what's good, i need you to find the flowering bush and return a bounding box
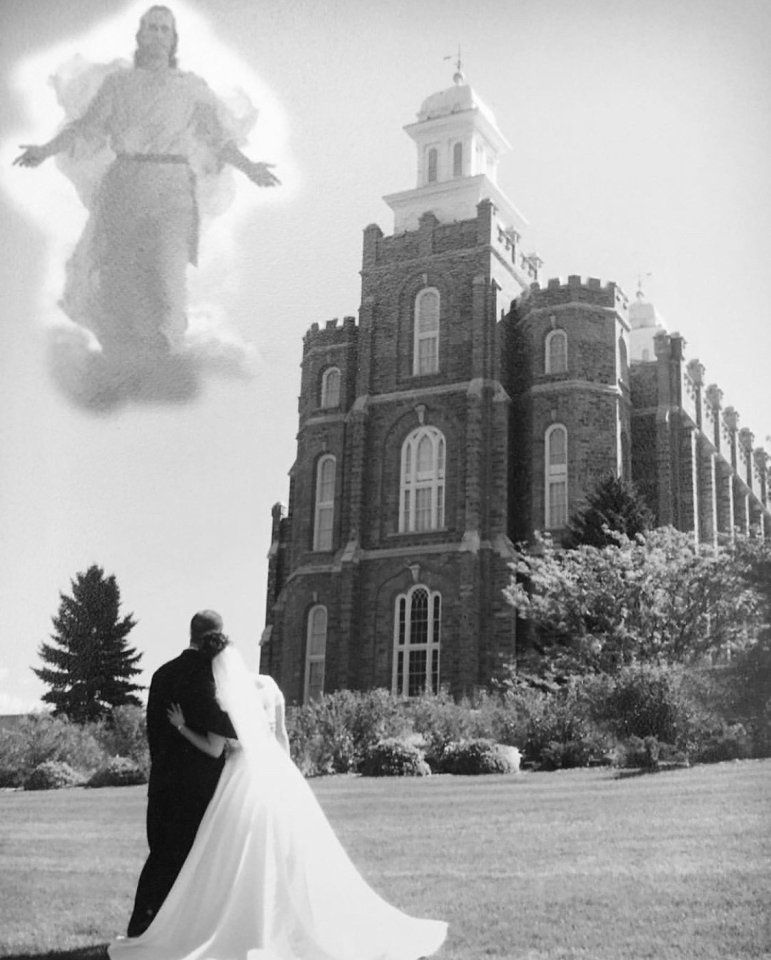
[287,689,408,776]
[87,755,147,787]
[92,706,149,775]
[23,760,84,791]
[360,738,430,777]
[439,739,520,775]
[690,723,752,765]
[0,713,104,787]
[402,691,474,769]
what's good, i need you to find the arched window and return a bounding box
[320,366,341,408]
[304,605,327,703]
[452,142,463,178]
[414,288,440,375]
[427,147,438,183]
[545,329,568,374]
[545,425,568,528]
[400,427,446,533]
[393,586,441,696]
[313,455,336,551]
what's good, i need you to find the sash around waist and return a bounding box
[117,153,189,164]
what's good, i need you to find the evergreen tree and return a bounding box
[565,474,654,548]
[34,565,143,723]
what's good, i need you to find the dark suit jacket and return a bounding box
[146,648,236,805]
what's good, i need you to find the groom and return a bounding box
[127,610,236,937]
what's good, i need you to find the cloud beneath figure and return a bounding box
[46,308,260,413]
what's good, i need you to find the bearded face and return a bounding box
[135,6,179,68]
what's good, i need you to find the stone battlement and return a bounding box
[528,275,629,312]
[304,315,358,352]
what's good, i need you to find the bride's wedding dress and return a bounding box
[109,647,447,960]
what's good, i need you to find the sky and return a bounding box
[1,0,770,713]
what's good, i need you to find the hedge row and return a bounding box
[285,663,770,776]
[3,662,767,788]
[0,705,149,789]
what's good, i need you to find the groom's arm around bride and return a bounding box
[126,610,236,937]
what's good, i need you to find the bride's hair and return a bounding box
[199,632,230,660]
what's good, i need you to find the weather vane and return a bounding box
[444,45,464,84]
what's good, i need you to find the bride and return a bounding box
[109,632,447,960]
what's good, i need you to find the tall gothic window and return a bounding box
[427,147,438,183]
[399,427,446,533]
[413,288,440,375]
[313,455,336,551]
[545,425,568,528]
[452,142,463,178]
[393,586,441,697]
[304,605,327,703]
[545,329,568,374]
[320,366,341,408]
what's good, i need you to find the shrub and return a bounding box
[612,735,688,770]
[615,735,663,769]
[360,738,430,777]
[588,664,698,747]
[287,691,359,775]
[469,689,531,750]
[403,690,474,769]
[539,736,611,771]
[87,756,147,787]
[349,688,409,756]
[24,760,84,791]
[92,706,149,775]
[691,723,752,765]
[439,738,520,775]
[287,689,409,776]
[286,704,329,777]
[519,681,607,768]
[0,713,106,787]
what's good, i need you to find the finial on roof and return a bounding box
[444,45,465,85]
[636,271,652,299]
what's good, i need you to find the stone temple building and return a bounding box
[262,71,770,704]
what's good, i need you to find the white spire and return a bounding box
[383,66,526,235]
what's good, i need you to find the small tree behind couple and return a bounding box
[111,609,447,960]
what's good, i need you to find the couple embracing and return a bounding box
[111,610,447,960]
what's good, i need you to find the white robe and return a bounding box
[52,61,253,354]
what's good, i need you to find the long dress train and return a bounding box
[109,647,447,960]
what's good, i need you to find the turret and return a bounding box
[382,67,528,239]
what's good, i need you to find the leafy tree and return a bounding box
[34,565,143,723]
[565,474,654,549]
[505,527,758,675]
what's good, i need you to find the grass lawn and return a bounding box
[0,760,769,960]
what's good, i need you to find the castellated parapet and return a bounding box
[303,315,358,353]
[526,275,630,315]
[299,316,359,423]
[363,200,537,299]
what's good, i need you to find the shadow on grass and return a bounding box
[1,946,109,960]
[614,761,691,779]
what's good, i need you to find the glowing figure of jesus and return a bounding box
[13,5,279,364]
